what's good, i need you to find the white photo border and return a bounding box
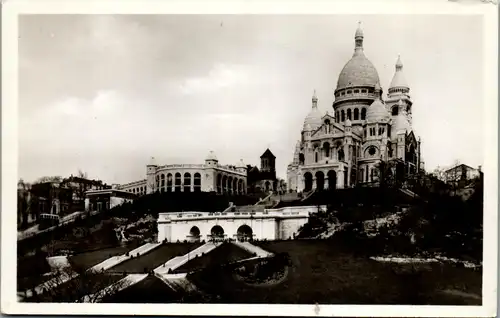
[2,0,498,317]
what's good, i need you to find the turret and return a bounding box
[146,156,157,194]
[205,151,218,167]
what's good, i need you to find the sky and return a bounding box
[18,14,485,184]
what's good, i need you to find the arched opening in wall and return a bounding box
[175,173,181,192]
[344,168,348,187]
[392,106,399,116]
[338,148,345,162]
[361,108,367,120]
[299,153,305,165]
[184,173,191,192]
[222,175,228,194]
[210,225,225,241]
[228,176,233,195]
[350,169,357,186]
[265,181,271,192]
[304,172,313,192]
[359,168,364,183]
[315,171,325,191]
[194,173,201,192]
[189,226,201,242]
[216,174,222,194]
[236,225,253,242]
[336,111,339,122]
[233,178,238,195]
[347,109,352,120]
[161,174,165,192]
[341,110,345,122]
[238,179,245,194]
[167,174,173,192]
[315,152,319,163]
[327,170,336,190]
[156,175,160,192]
[323,142,330,158]
[354,108,359,120]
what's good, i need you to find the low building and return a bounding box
[444,164,482,184]
[84,189,137,212]
[118,152,248,196]
[157,205,323,242]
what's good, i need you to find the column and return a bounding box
[337,170,344,189]
[324,177,329,190]
[312,177,317,190]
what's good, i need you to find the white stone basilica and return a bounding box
[287,24,422,192]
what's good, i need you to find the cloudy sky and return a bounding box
[18,14,484,184]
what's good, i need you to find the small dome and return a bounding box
[393,113,411,136]
[148,156,157,166]
[389,55,409,89]
[236,159,246,168]
[303,109,322,131]
[366,99,390,123]
[206,151,218,161]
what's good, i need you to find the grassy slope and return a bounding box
[186,240,481,305]
[100,276,179,303]
[109,243,202,274]
[174,243,254,274]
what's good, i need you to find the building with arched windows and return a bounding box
[118,151,247,195]
[287,24,423,192]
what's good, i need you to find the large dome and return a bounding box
[336,24,380,90]
[337,53,380,90]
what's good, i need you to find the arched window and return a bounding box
[392,106,399,116]
[354,108,359,120]
[167,174,173,192]
[364,129,367,138]
[175,173,181,192]
[160,174,165,191]
[299,153,305,165]
[315,152,319,163]
[341,110,345,122]
[194,173,201,192]
[347,109,352,120]
[156,175,159,190]
[336,112,339,122]
[184,173,191,192]
[338,148,345,161]
[361,108,367,120]
[323,142,330,158]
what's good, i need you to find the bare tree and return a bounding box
[17,179,32,229]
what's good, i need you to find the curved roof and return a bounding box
[303,107,322,131]
[393,113,411,135]
[366,99,390,123]
[206,151,218,161]
[337,53,380,90]
[389,56,409,89]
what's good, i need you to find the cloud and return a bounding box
[178,63,251,95]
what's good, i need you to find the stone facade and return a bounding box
[157,205,324,242]
[119,151,247,196]
[287,24,422,192]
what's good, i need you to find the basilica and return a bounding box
[287,24,423,192]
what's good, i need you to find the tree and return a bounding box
[18,179,32,229]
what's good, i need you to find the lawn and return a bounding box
[69,242,141,270]
[109,243,202,274]
[185,240,482,305]
[100,276,180,303]
[174,242,254,274]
